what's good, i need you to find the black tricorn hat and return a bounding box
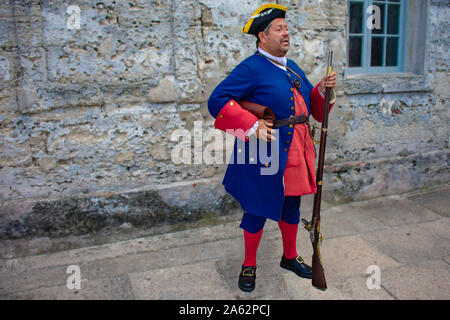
[241,4,287,35]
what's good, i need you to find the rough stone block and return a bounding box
[0,51,14,82]
[408,187,450,217]
[361,222,450,265]
[381,259,450,300]
[347,197,442,227]
[0,18,15,48]
[14,15,43,47]
[12,1,42,17]
[0,85,18,114]
[319,205,386,239]
[129,261,234,299]
[17,46,46,82]
[318,235,401,284]
[1,275,134,300]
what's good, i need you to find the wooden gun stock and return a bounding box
[239,100,275,122]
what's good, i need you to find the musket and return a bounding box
[301,51,334,291]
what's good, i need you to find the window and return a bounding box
[347,0,407,74]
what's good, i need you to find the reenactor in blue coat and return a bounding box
[208,4,336,292]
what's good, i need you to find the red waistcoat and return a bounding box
[283,88,317,196]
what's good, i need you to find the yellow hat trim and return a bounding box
[241,3,287,34]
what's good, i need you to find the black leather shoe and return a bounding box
[238,265,256,292]
[280,255,312,279]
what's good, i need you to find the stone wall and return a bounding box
[0,0,448,239]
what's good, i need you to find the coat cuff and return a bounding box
[310,83,336,123]
[214,100,259,141]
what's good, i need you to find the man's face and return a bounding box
[259,18,290,57]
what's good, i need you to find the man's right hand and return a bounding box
[256,119,276,142]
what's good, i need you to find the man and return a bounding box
[208,4,336,292]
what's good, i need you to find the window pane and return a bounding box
[372,2,385,34]
[350,2,363,34]
[371,37,384,66]
[387,4,400,34]
[386,37,399,66]
[349,36,363,67]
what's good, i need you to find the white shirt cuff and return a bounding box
[246,120,259,138]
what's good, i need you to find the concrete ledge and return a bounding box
[0,178,239,239]
[324,149,450,203]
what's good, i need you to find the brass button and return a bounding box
[230,101,234,106]
[250,157,254,162]
[291,107,295,110]
[219,114,224,118]
[289,124,293,128]
[288,131,292,135]
[284,148,288,152]
[290,115,294,118]
[265,163,269,167]
[290,97,294,101]
[238,148,242,153]
[290,88,294,92]
[287,73,291,77]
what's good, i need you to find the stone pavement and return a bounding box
[0,184,449,300]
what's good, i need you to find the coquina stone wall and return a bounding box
[0,0,448,239]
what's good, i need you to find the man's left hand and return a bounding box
[319,72,336,95]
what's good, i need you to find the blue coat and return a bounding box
[208,52,319,221]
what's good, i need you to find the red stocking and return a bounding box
[278,220,298,260]
[243,229,263,267]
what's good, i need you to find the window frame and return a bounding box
[346,0,408,75]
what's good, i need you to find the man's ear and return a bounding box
[258,31,266,44]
